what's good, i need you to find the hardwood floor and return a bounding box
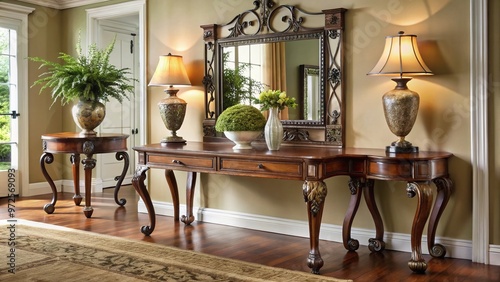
[2,185,499,281]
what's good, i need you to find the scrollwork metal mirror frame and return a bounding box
[201,0,346,147]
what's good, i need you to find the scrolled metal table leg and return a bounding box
[40,152,57,214]
[113,151,130,206]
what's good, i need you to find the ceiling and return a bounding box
[17,0,110,9]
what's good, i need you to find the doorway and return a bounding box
[86,1,147,190]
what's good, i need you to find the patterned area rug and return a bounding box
[0,220,352,281]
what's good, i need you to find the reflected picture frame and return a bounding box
[300,65,320,121]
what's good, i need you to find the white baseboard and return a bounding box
[28,178,109,196]
[489,245,500,265]
[27,180,63,196]
[138,200,473,261]
[62,178,103,193]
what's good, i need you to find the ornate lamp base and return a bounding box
[383,78,420,154]
[158,87,187,144]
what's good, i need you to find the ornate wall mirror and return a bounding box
[201,0,346,146]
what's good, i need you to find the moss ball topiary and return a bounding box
[215,104,266,132]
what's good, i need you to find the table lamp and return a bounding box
[149,53,191,143]
[368,31,433,153]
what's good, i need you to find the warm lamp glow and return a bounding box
[149,53,191,144]
[149,53,191,86]
[368,31,432,77]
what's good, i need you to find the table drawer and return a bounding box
[219,158,303,179]
[147,154,216,171]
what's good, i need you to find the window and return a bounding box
[0,27,16,169]
[222,44,264,109]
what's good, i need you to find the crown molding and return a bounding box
[17,0,109,10]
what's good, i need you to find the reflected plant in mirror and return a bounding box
[222,50,265,110]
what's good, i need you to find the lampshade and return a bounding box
[368,31,432,77]
[149,53,191,86]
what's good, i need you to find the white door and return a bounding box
[97,22,140,188]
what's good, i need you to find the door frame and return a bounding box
[0,3,34,197]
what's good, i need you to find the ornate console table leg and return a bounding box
[406,182,433,273]
[82,155,96,218]
[165,169,180,221]
[428,177,453,258]
[132,165,155,235]
[364,179,385,252]
[342,178,362,251]
[181,171,197,225]
[70,154,82,206]
[113,151,130,206]
[303,180,327,274]
[40,152,57,214]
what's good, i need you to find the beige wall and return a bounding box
[16,0,499,245]
[149,0,474,240]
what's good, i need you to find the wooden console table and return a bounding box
[40,132,129,218]
[131,142,453,274]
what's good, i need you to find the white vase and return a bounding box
[264,107,283,150]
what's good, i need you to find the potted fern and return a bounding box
[215,104,266,150]
[30,37,136,135]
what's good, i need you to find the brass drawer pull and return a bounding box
[257,164,264,169]
[172,160,184,165]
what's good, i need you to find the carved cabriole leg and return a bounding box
[406,181,433,273]
[181,171,197,225]
[82,155,96,218]
[40,152,57,214]
[364,179,385,252]
[132,165,155,235]
[342,177,362,251]
[70,154,82,206]
[428,177,453,257]
[165,169,180,221]
[303,180,327,274]
[113,151,130,206]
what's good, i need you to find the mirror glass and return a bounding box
[221,38,321,122]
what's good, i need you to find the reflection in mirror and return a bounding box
[222,46,265,109]
[222,39,319,123]
[300,65,320,120]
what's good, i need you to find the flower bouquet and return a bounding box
[254,89,298,111]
